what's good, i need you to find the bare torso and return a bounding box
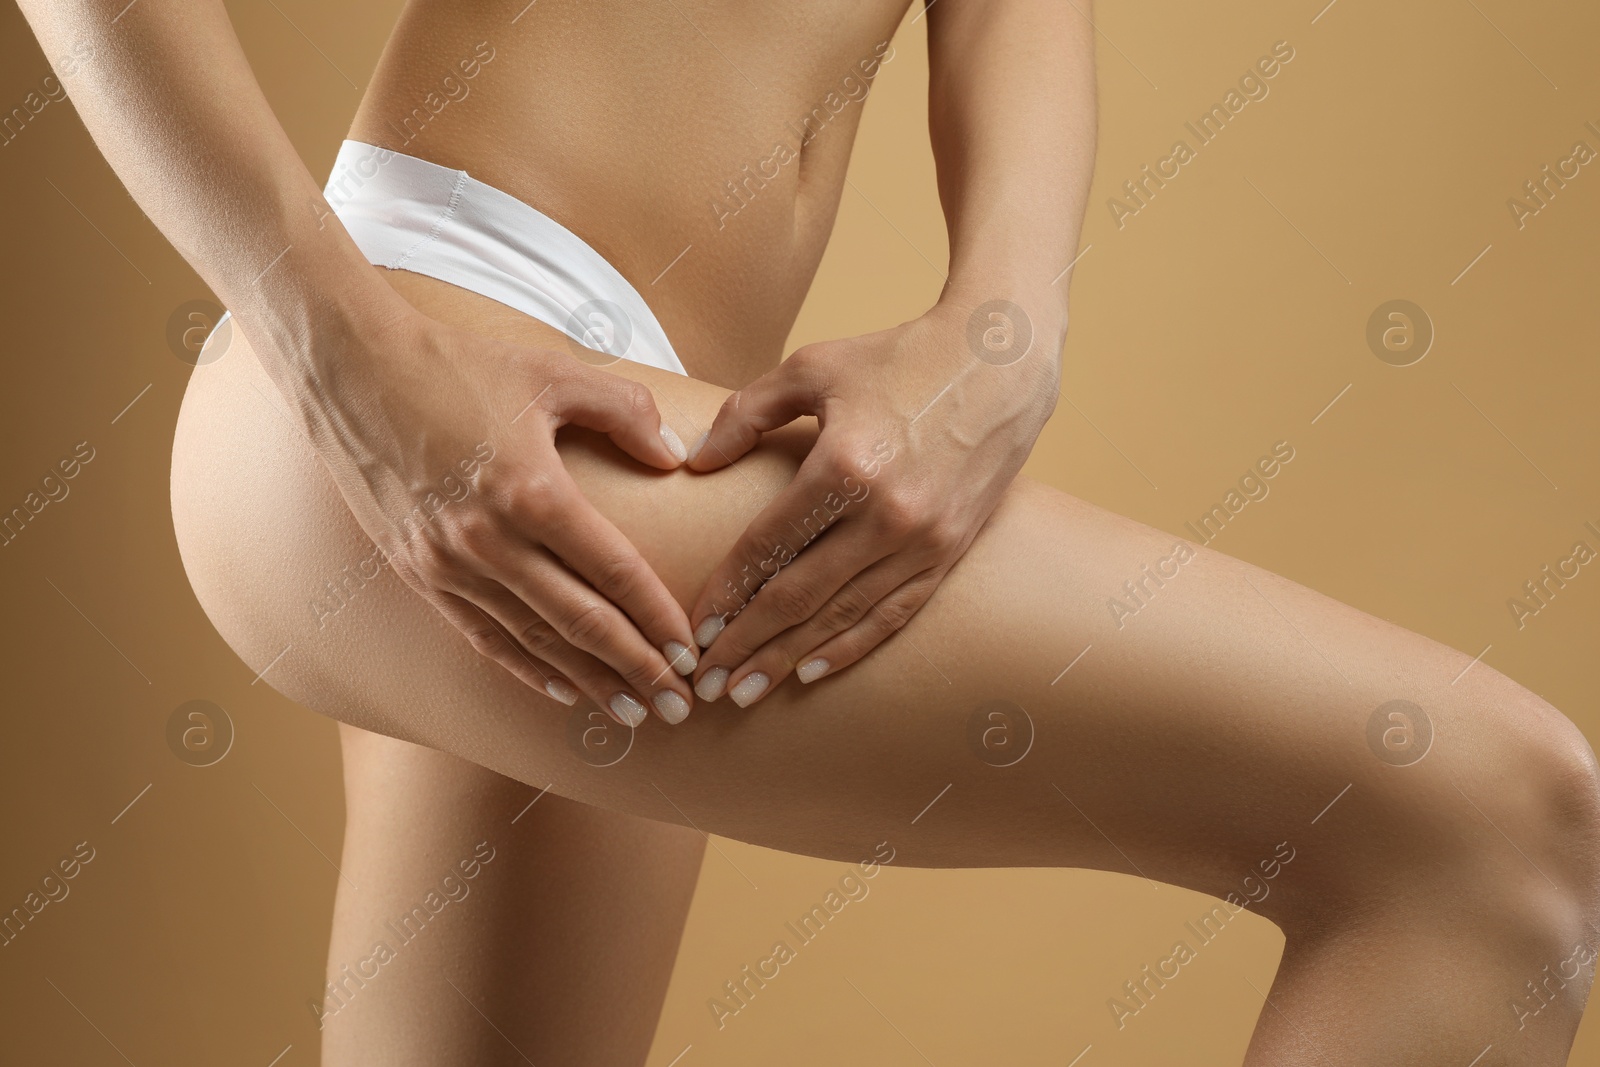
[350,0,914,386]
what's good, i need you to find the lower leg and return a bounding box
[320,726,705,1066]
[1252,896,1597,1066]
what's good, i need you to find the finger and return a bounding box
[713,556,917,708]
[479,516,695,722]
[691,527,892,701]
[438,566,688,726]
[545,362,687,470]
[512,465,698,678]
[499,560,696,725]
[686,353,826,472]
[443,572,691,727]
[686,451,880,650]
[427,587,581,708]
[775,568,946,690]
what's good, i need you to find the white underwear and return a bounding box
[320,140,685,375]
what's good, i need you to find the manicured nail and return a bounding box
[659,422,688,463]
[695,667,729,702]
[796,658,830,684]
[729,672,770,708]
[664,641,698,676]
[686,430,709,462]
[608,692,647,728]
[694,615,725,648]
[546,678,580,705]
[653,690,691,725]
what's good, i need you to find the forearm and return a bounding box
[925,0,1097,328]
[16,0,396,423]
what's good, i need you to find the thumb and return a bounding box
[687,353,826,472]
[547,364,685,470]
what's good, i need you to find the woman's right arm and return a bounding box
[16,0,700,724]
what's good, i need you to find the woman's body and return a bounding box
[176,267,1600,1064]
[20,1,1600,1065]
[312,2,1055,1056]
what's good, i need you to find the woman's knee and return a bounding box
[1496,698,1600,920]
[1454,690,1600,907]
[1279,680,1600,945]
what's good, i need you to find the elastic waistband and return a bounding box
[324,140,685,376]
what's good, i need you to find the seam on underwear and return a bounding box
[390,170,470,270]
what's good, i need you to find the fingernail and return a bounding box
[694,615,725,648]
[608,692,648,728]
[729,672,770,708]
[664,641,698,676]
[796,658,830,684]
[546,678,580,706]
[659,422,688,463]
[695,667,729,702]
[686,430,709,462]
[653,690,691,724]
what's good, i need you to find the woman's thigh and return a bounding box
[171,277,1598,932]
[321,725,704,1066]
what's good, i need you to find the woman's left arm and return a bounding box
[685,0,1097,704]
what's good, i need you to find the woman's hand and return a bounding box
[303,301,699,726]
[16,0,699,727]
[682,297,1062,705]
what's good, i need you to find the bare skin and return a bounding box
[175,269,1600,1066]
[313,3,1093,1057]
[314,1,1091,1057]
[22,0,1092,1059]
[325,728,703,1063]
[350,0,1094,705]
[20,0,1600,1063]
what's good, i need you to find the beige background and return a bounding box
[3,0,1599,1063]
